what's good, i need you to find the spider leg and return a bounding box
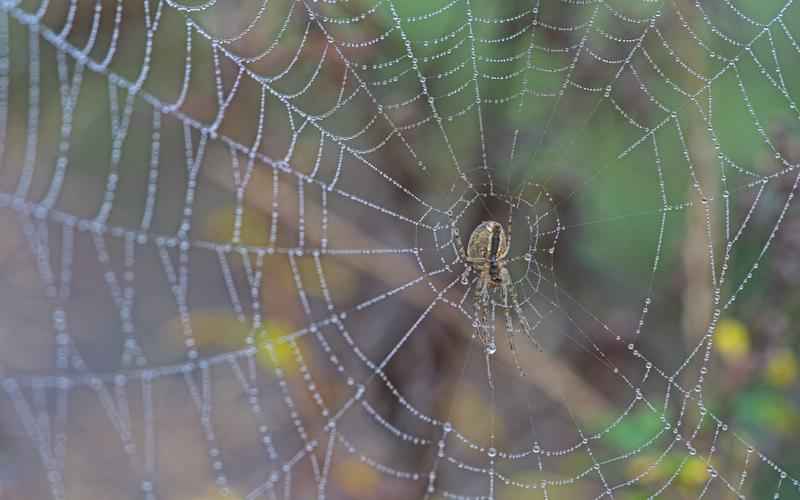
[451,226,468,263]
[474,269,497,349]
[501,278,526,377]
[472,274,490,346]
[502,267,543,352]
[480,279,493,349]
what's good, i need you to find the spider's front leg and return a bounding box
[472,270,492,347]
[451,226,469,264]
[501,267,543,353]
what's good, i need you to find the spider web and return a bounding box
[1,0,799,498]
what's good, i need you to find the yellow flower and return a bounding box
[255,321,303,376]
[625,453,668,484]
[714,318,750,364]
[765,349,798,388]
[162,310,305,376]
[678,456,710,488]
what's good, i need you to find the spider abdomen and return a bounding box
[466,221,509,261]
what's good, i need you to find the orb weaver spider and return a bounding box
[453,220,542,376]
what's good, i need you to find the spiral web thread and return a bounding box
[1,0,800,498]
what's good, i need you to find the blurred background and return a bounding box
[1,0,800,498]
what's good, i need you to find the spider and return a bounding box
[453,220,542,376]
